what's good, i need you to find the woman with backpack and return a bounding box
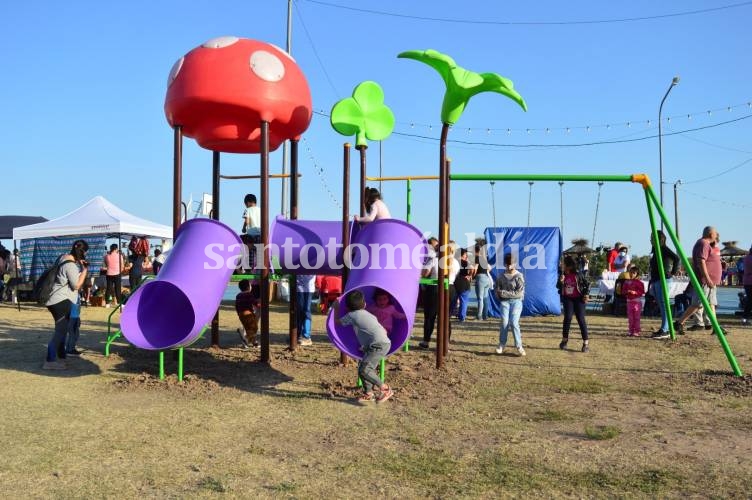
[43,239,89,370]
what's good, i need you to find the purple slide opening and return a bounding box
[270,216,358,275]
[326,219,426,359]
[121,218,241,350]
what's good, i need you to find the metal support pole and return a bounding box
[558,181,564,237]
[280,0,293,218]
[436,124,449,369]
[443,158,452,358]
[178,347,184,381]
[289,140,299,350]
[358,145,367,217]
[406,178,412,224]
[211,151,221,347]
[341,144,351,366]
[490,181,497,229]
[260,121,271,364]
[404,177,412,354]
[643,188,675,339]
[673,180,682,242]
[645,185,742,376]
[451,173,635,183]
[172,126,183,239]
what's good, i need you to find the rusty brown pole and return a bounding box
[437,124,449,369]
[172,126,183,239]
[260,121,271,364]
[443,158,452,358]
[211,150,221,347]
[289,139,299,351]
[340,143,352,366]
[357,145,367,217]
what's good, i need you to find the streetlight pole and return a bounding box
[673,179,682,242]
[658,76,680,228]
[280,0,293,217]
[490,181,497,229]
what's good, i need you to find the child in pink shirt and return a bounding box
[366,288,406,336]
[621,265,646,336]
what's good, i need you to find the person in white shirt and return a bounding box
[242,194,261,237]
[419,237,439,348]
[242,194,261,270]
[355,187,391,223]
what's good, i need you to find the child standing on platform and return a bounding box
[367,288,407,337]
[557,255,591,353]
[622,265,646,336]
[235,279,260,348]
[332,291,394,404]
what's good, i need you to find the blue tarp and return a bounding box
[20,236,105,281]
[484,227,562,317]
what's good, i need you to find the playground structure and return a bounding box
[112,37,742,380]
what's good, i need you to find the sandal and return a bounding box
[376,386,394,404]
[357,392,375,404]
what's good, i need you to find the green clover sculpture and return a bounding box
[397,49,527,125]
[330,81,395,147]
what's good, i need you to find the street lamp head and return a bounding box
[672,76,680,85]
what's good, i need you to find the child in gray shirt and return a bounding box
[333,290,394,404]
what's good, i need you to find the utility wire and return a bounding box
[293,1,341,99]
[678,188,752,209]
[680,157,752,185]
[302,0,752,26]
[673,132,752,154]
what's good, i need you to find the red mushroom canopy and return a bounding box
[164,36,312,154]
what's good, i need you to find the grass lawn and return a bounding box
[1,301,751,498]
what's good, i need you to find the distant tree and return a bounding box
[588,252,606,278]
[631,255,650,275]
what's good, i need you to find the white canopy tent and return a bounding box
[12,196,173,240]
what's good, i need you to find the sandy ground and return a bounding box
[0,300,751,498]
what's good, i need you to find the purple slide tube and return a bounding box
[326,219,426,359]
[270,216,358,275]
[121,218,241,350]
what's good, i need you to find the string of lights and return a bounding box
[314,101,752,137]
[301,0,752,26]
[312,110,751,149]
[301,136,341,210]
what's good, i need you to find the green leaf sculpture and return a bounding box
[397,49,527,125]
[330,81,395,147]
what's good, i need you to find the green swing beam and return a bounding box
[449,172,742,377]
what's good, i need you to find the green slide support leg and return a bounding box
[159,351,165,380]
[646,186,743,377]
[643,189,675,339]
[105,330,122,357]
[178,348,184,381]
[380,358,385,383]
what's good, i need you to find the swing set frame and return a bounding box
[449,172,742,377]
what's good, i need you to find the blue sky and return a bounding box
[2,1,750,256]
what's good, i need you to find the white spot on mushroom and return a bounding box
[202,36,239,49]
[167,57,184,88]
[268,43,296,63]
[250,50,285,82]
